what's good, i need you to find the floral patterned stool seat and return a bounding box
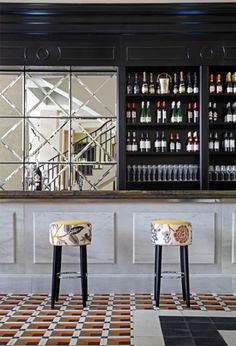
[151,220,192,308]
[49,220,92,309]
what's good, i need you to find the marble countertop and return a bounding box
[0,190,235,201]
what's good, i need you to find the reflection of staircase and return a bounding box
[40,120,116,190]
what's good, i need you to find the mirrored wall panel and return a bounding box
[0,69,117,191]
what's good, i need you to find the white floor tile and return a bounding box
[133,310,162,336]
[134,336,165,346]
[219,330,236,346]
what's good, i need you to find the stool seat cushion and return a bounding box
[151,220,192,246]
[49,220,92,246]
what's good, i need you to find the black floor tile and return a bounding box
[160,316,185,323]
[164,336,196,346]
[190,329,221,338]
[188,323,217,331]
[161,326,191,337]
[184,316,212,323]
[214,322,236,330]
[211,317,236,323]
[160,322,188,329]
[194,337,227,346]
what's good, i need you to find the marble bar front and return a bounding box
[0,190,235,294]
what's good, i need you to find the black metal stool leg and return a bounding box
[80,245,88,308]
[51,246,61,309]
[55,246,62,302]
[180,247,186,301]
[183,246,190,308]
[154,245,162,307]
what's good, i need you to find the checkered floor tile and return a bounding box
[0,293,235,345]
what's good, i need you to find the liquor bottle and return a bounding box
[179,71,186,93]
[162,101,167,123]
[193,102,199,124]
[173,73,178,94]
[187,72,193,94]
[161,131,167,152]
[139,132,146,152]
[33,163,42,191]
[170,101,177,123]
[131,131,138,152]
[141,72,149,94]
[126,73,133,94]
[213,103,218,122]
[223,132,230,152]
[156,101,162,123]
[154,131,161,152]
[216,74,223,94]
[126,131,132,151]
[213,132,220,152]
[146,101,152,123]
[131,103,137,123]
[233,72,236,94]
[140,101,145,123]
[133,73,140,94]
[169,132,175,152]
[208,102,213,123]
[186,132,193,152]
[229,132,235,152]
[176,101,183,123]
[175,132,182,152]
[225,102,232,123]
[149,72,155,94]
[233,102,236,122]
[145,132,151,152]
[156,76,161,94]
[126,103,131,123]
[187,103,193,123]
[226,72,233,94]
[193,72,199,94]
[209,74,215,94]
[209,132,214,152]
[193,131,199,152]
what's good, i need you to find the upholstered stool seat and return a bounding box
[49,220,92,309]
[151,220,192,307]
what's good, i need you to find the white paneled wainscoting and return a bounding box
[0,199,235,293]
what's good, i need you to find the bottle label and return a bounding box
[230,139,235,151]
[194,110,199,123]
[145,141,151,151]
[126,144,131,151]
[126,111,131,120]
[131,111,136,121]
[187,143,192,152]
[214,142,219,151]
[216,85,223,93]
[209,142,213,150]
[157,110,162,123]
[209,85,215,93]
[170,142,175,151]
[176,142,181,151]
[132,144,138,152]
[193,143,199,152]
[225,139,229,151]
[227,86,233,94]
[140,141,145,151]
[193,87,199,94]
[162,110,167,122]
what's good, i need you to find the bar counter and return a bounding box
[0,190,235,294]
[0,190,235,201]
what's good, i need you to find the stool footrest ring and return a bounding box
[160,271,184,279]
[58,271,81,279]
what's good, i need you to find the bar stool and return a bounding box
[151,220,192,308]
[49,220,92,309]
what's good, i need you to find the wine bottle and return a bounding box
[232,102,236,122]
[146,101,152,123]
[145,132,151,152]
[193,72,199,93]
[216,74,223,94]
[139,132,145,152]
[149,72,155,94]
[186,131,193,152]
[154,131,161,153]
[209,132,214,152]
[226,72,233,94]
[126,73,133,94]
[233,72,236,94]
[193,102,199,124]
[156,76,161,94]
[209,74,215,94]
[161,131,167,152]
[173,73,178,94]
[156,101,162,123]
[176,101,182,123]
[213,132,220,152]
[208,102,213,123]
[193,131,199,152]
[187,72,193,94]
[131,131,138,152]
[229,132,235,152]
[187,103,193,123]
[169,132,175,152]
[213,103,218,122]
[162,101,167,123]
[223,132,230,152]
[126,103,131,123]
[225,102,232,123]
[141,72,149,94]
[140,101,145,123]
[179,71,186,93]
[131,103,137,123]
[175,132,182,152]
[170,101,177,123]
[133,73,140,94]
[126,131,132,151]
